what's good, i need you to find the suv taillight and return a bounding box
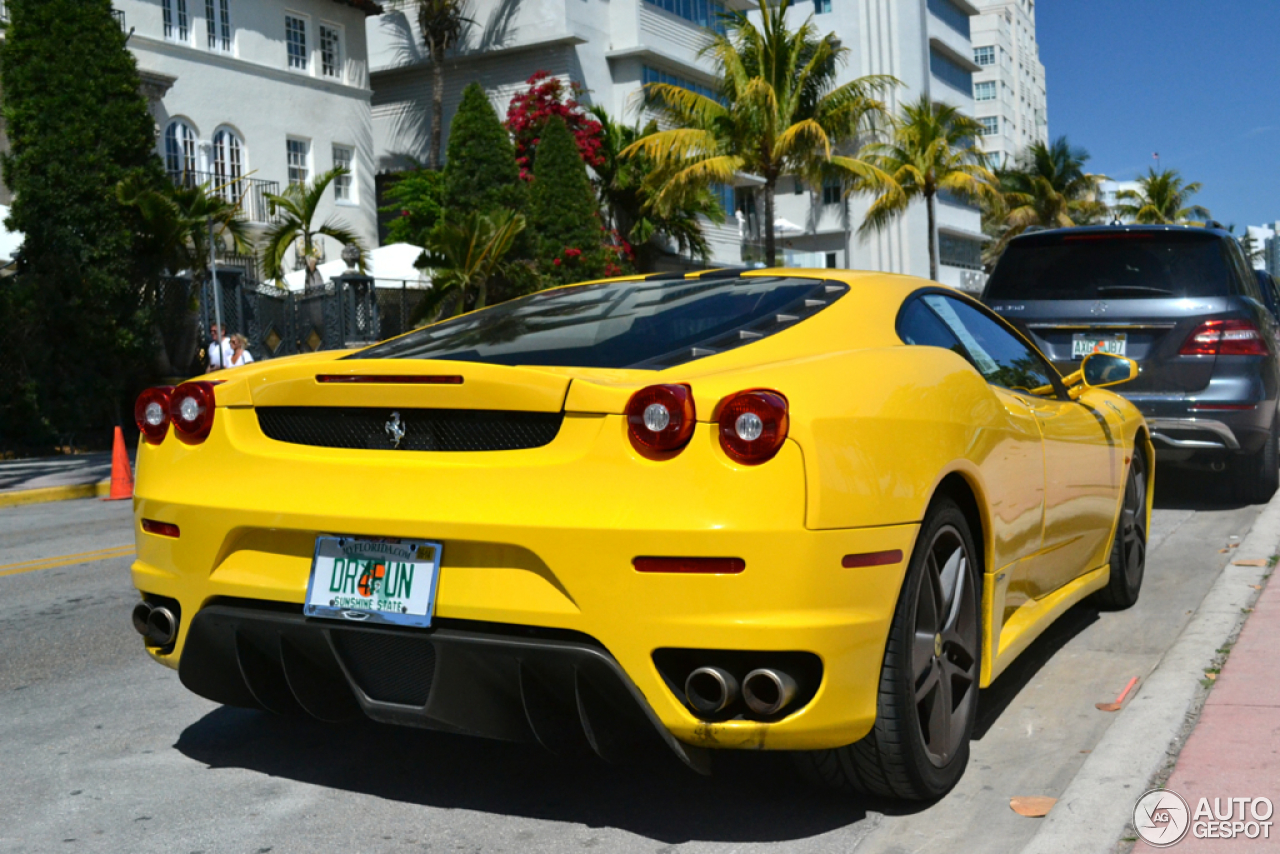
[1179,319,1270,357]
[169,381,217,444]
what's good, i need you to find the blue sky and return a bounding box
[1038,1,1278,228]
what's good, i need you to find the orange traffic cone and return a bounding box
[103,426,134,501]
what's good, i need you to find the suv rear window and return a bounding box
[351,275,845,369]
[985,231,1233,300]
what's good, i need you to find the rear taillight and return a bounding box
[1179,319,1270,356]
[717,390,789,464]
[626,384,696,456]
[169,381,217,444]
[134,386,174,444]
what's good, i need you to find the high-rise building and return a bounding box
[369,0,987,290]
[969,0,1047,169]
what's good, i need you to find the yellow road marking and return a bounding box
[0,545,135,578]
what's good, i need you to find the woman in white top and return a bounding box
[227,333,254,367]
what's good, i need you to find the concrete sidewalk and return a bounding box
[0,452,118,507]
[1135,567,1279,852]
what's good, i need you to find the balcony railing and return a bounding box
[112,9,125,30]
[167,170,281,224]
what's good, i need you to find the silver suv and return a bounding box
[982,224,1280,503]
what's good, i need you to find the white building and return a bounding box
[368,0,987,291]
[969,0,1046,169]
[115,0,382,274]
[1095,179,1140,223]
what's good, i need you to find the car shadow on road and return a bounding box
[175,707,922,844]
[1153,464,1252,511]
[973,603,1098,740]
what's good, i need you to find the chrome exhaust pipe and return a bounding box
[131,601,154,636]
[684,666,739,715]
[145,606,178,647]
[1210,459,1227,472]
[742,668,797,716]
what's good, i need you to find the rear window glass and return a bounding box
[985,232,1233,300]
[351,275,845,369]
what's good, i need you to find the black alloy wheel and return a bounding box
[795,497,981,800]
[1094,448,1148,610]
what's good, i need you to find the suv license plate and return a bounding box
[1072,333,1127,359]
[304,536,442,628]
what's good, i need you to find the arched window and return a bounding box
[164,119,199,178]
[212,128,245,199]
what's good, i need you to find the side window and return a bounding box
[897,297,965,351]
[922,295,1060,394]
[1228,242,1262,301]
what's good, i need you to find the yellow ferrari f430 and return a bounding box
[130,269,1152,800]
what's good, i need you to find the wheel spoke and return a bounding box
[913,629,937,680]
[938,546,963,617]
[915,657,941,703]
[942,555,967,634]
[924,664,952,759]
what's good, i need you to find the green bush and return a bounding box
[442,83,526,218]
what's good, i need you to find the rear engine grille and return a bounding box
[256,407,562,451]
[331,630,436,706]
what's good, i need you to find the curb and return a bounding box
[1020,492,1280,854]
[0,481,112,508]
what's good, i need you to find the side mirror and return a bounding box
[1081,353,1138,389]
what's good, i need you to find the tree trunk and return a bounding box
[429,57,444,171]
[926,190,938,281]
[764,178,777,267]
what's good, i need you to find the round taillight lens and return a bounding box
[717,390,789,464]
[626,384,696,456]
[168,381,217,444]
[134,386,174,445]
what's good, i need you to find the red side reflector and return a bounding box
[141,519,180,538]
[633,556,745,574]
[1190,403,1257,411]
[842,550,903,568]
[316,375,464,384]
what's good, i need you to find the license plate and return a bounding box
[1072,333,1127,359]
[304,536,442,628]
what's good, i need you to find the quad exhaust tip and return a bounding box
[684,666,739,715]
[131,601,178,647]
[742,668,797,716]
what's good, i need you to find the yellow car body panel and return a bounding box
[132,268,1152,753]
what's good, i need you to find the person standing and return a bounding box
[206,323,230,373]
[226,333,254,368]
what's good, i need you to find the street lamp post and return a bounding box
[209,215,224,345]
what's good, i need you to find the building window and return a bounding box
[974,81,996,101]
[973,45,995,66]
[793,176,804,195]
[212,128,244,201]
[287,138,310,186]
[825,252,838,269]
[164,119,198,176]
[815,0,831,13]
[712,183,733,216]
[205,0,231,51]
[822,179,842,206]
[163,0,189,42]
[927,0,970,38]
[642,0,727,35]
[286,15,308,71]
[642,65,720,103]
[979,116,999,136]
[319,23,343,79]
[332,144,354,201]
[930,47,972,94]
[939,234,984,270]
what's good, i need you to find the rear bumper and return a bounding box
[180,602,710,770]
[1126,397,1274,456]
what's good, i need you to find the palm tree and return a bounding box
[420,209,526,320]
[387,0,472,170]
[118,174,253,374]
[590,107,724,271]
[261,168,369,286]
[1115,167,1210,224]
[860,95,997,281]
[624,0,895,266]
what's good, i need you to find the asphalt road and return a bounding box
[0,471,1267,854]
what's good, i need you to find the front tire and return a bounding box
[1093,448,1147,611]
[796,497,981,800]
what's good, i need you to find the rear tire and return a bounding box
[795,497,981,801]
[1232,418,1279,505]
[1093,448,1147,611]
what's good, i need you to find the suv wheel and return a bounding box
[1233,418,1279,504]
